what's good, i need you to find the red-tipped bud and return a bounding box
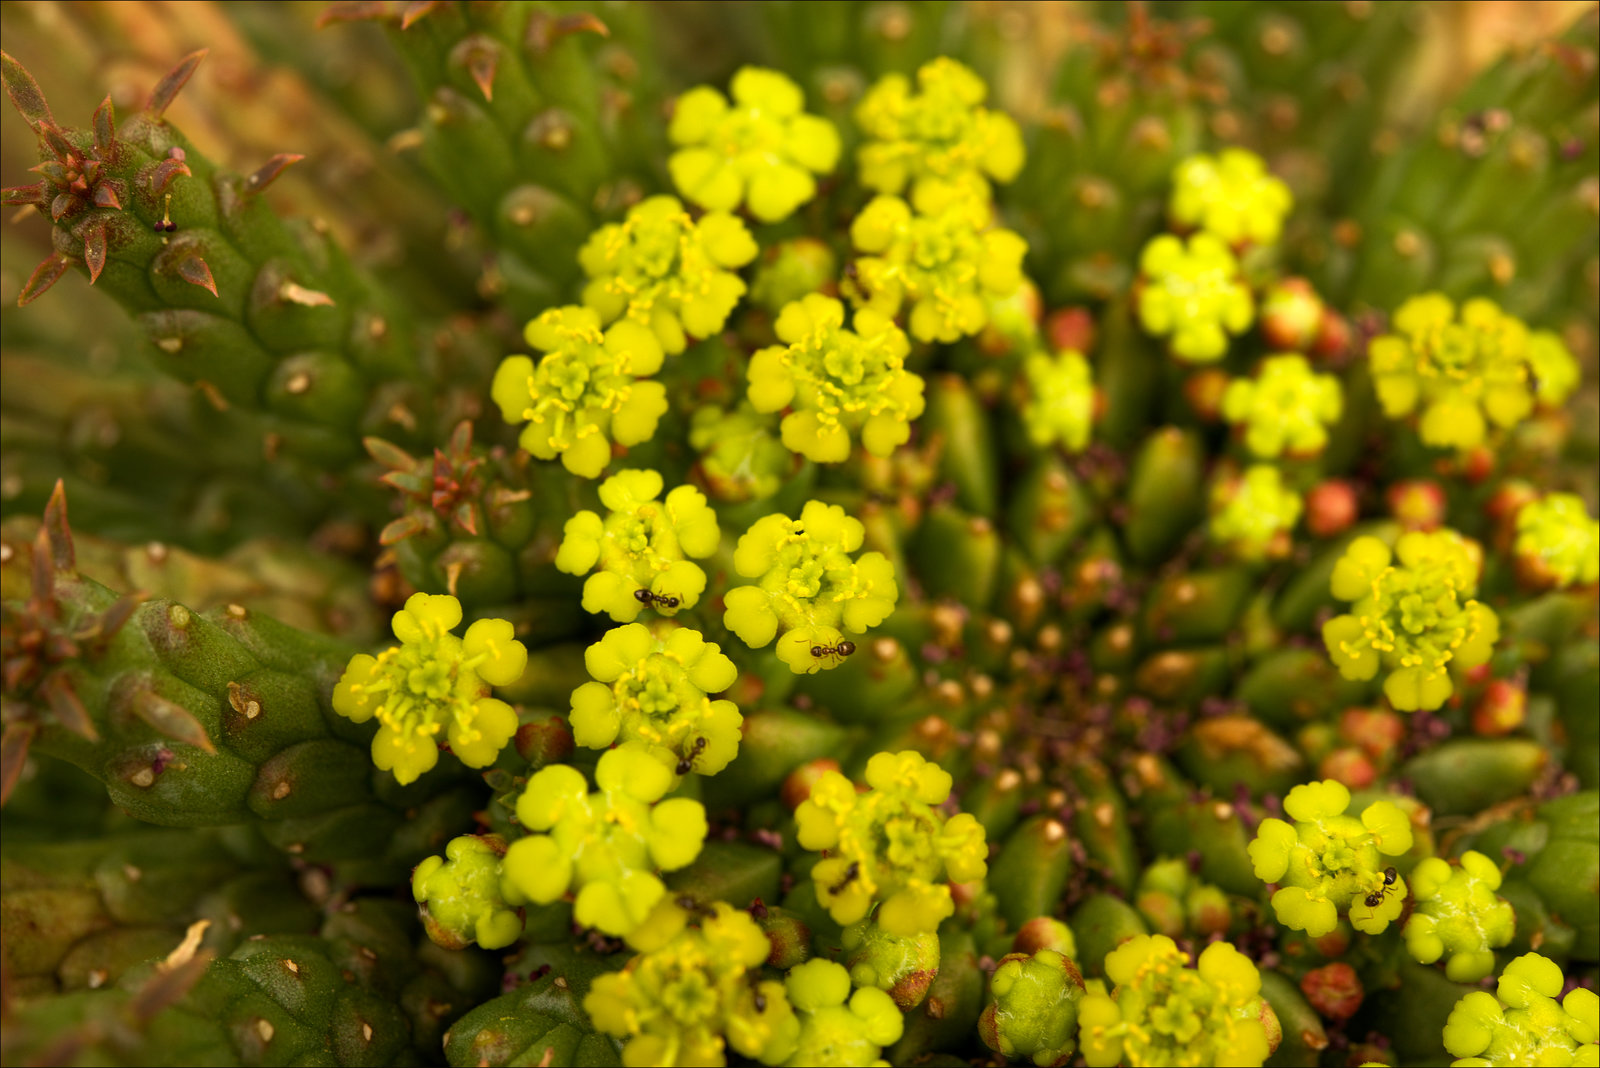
[1306,479,1359,538]
[1387,479,1447,531]
[1458,445,1497,484]
[1260,278,1323,352]
[1473,679,1528,736]
[1183,368,1230,422]
[1046,305,1097,355]
[1312,308,1353,362]
[1318,746,1376,790]
[1300,962,1363,1021]
[1311,926,1351,960]
[781,758,840,810]
[1012,916,1075,956]
[514,714,573,768]
[1338,707,1405,762]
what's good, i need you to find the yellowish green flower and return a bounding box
[1247,780,1413,938]
[1221,354,1344,458]
[1442,953,1598,1067]
[585,899,800,1067]
[980,950,1086,1067]
[1169,149,1293,247]
[1515,493,1599,589]
[1368,294,1536,450]
[579,195,758,354]
[848,183,1028,344]
[500,746,707,937]
[669,66,841,223]
[332,593,526,786]
[1079,936,1274,1068]
[794,750,987,935]
[1321,530,1499,711]
[1403,851,1515,983]
[1211,464,1303,561]
[568,623,741,778]
[1021,349,1094,452]
[491,305,667,478]
[855,57,1024,200]
[1527,329,1581,408]
[781,959,905,1067]
[748,294,923,463]
[723,500,899,674]
[555,468,722,621]
[689,403,795,503]
[411,835,522,951]
[1136,233,1254,363]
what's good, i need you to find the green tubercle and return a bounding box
[1514,493,1599,589]
[579,194,759,354]
[748,294,924,463]
[1442,953,1598,1066]
[555,468,722,621]
[491,305,668,478]
[332,593,526,785]
[585,899,800,1067]
[1169,148,1293,247]
[1247,780,1413,937]
[1221,354,1344,458]
[1078,935,1274,1068]
[412,835,523,950]
[793,750,987,935]
[568,622,742,777]
[1403,850,1515,983]
[1021,349,1095,452]
[669,66,841,223]
[1321,530,1499,711]
[855,57,1024,202]
[849,182,1028,344]
[500,746,708,937]
[1136,233,1254,363]
[722,499,899,674]
[1368,295,1541,450]
[781,959,905,1067]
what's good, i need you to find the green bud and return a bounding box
[978,950,1086,1066]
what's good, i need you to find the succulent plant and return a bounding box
[2,3,1596,1067]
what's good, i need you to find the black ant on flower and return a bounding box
[675,736,707,776]
[633,588,680,609]
[1364,866,1400,909]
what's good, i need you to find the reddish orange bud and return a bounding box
[1319,746,1377,790]
[781,758,840,810]
[1388,479,1447,531]
[1312,308,1353,362]
[1184,369,1230,422]
[1046,306,1096,355]
[1300,962,1364,1021]
[1312,926,1351,960]
[1306,479,1359,538]
[1474,679,1528,736]
[1260,278,1323,351]
[1338,707,1405,762]
[1458,445,1497,484]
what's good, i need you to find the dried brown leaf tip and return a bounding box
[0,484,144,801]
[1,50,208,304]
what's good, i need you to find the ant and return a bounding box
[829,861,860,896]
[753,991,767,1013]
[633,588,680,609]
[675,736,707,776]
[791,634,856,674]
[1363,867,1400,909]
